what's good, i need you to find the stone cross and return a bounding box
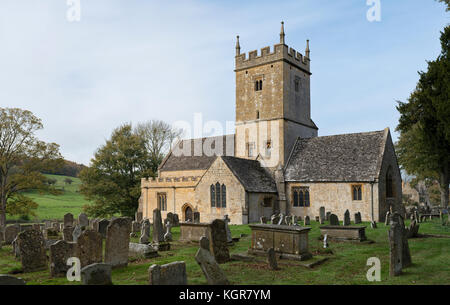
[164,221,173,242]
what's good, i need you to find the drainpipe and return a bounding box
[173,186,176,213]
[370,182,374,222]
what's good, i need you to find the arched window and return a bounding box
[259,80,263,90]
[305,190,310,207]
[292,187,310,207]
[293,191,298,207]
[221,184,226,208]
[352,185,362,201]
[299,191,304,207]
[210,184,215,207]
[215,182,221,207]
[386,169,394,198]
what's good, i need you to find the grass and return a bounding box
[7,174,89,222]
[1,217,449,285]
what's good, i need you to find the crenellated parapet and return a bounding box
[141,176,201,188]
[235,43,310,74]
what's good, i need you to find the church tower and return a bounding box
[234,22,318,169]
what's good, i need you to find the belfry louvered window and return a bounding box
[292,187,310,207]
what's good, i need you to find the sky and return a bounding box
[0,0,448,165]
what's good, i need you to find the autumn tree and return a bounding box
[0,108,63,227]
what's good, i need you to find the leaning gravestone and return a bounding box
[62,226,74,242]
[77,229,103,268]
[208,219,230,264]
[304,215,310,225]
[267,248,278,270]
[0,275,26,285]
[140,219,151,244]
[329,214,339,225]
[97,219,110,238]
[388,220,403,276]
[81,263,112,285]
[49,240,76,277]
[64,213,74,228]
[194,236,229,285]
[343,210,351,226]
[78,213,89,228]
[17,229,47,272]
[72,225,82,243]
[354,212,362,224]
[148,261,187,285]
[4,224,20,244]
[392,213,412,268]
[105,217,132,268]
[319,207,326,224]
[223,215,233,244]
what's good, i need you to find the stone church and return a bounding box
[139,23,402,225]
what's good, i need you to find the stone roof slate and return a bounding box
[284,130,386,182]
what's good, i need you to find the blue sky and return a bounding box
[0,0,448,165]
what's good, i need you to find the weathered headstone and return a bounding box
[49,240,76,277]
[284,215,292,226]
[208,219,230,263]
[385,211,392,226]
[393,213,412,268]
[326,211,331,221]
[16,229,47,272]
[194,236,229,285]
[148,261,187,285]
[304,215,310,225]
[129,242,158,259]
[105,217,132,268]
[72,225,82,243]
[152,209,165,244]
[343,210,351,226]
[319,207,326,224]
[44,227,59,240]
[81,263,112,285]
[135,211,143,223]
[260,216,267,224]
[4,224,20,244]
[267,248,278,270]
[78,213,89,228]
[12,237,20,259]
[277,213,286,225]
[77,229,103,268]
[354,212,362,224]
[270,214,280,225]
[130,221,141,237]
[44,220,52,229]
[140,219,151,244]
[223,215,233,244]
[64,213,74,228]
[62,226,74,242]
[193,212,200,223]
[388,221,403,276]
[97,219,109,238]
[329,214,339,225]
[0,275,26,285]
[371,221,377,229]
[292,215,298,226]
[173,213,180,226]
[164,212,174,227]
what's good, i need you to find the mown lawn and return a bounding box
[1,217,449,285]
[7,174,89,222]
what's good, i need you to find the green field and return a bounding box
[1,218,449,285]
[7,174,89,222]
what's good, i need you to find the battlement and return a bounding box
[141,176,201,188]
[235,43,310,73]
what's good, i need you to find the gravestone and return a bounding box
[77,229,103,268]
[277,213,286,225]
[44,227,59,239]
[81,263,112,285]
[105,217,132,268]
[388,221,403,276]
[392,213,412,268]
[406,220,420,238]
[385,211,391,226]
[130,221,140,237]
[164,212,174,227]
[12,236,20,259]
[0,275,26,285]
[32,224,41,231]
[173,213,180,227]
[4,224,20,244]
[152,209,165,244]
[267,248,278,270]
[304,215,310,225]
[315,216,320,222]
[49,240,76,277]
[16,229,47,272]
[64,213,74,228]
[78,213,89,228]
[72,225,82,243]
[208,219,230,263]
[44,220,52,229]
[148,261,187,285]
[323,234,329,248]
[329,214,339,225]
[52,222,60,232]
[343,210,351,226]
[164,221,173,242]
[223,215,233,244]
[284,215,292,226]
[129,242,158,259]
[63,226,74,242]
[371,221,377,229]
[292,215,298,226]
[135,211,143,223]
[354,212,362,224]
[270,214,280,225]
[140,219,151,244]
[260,216,267,224]
[97,219,109,238]
[193,212,200,223]
[326,211,331,221]
[194,236,229,285]
[319,207,325,224]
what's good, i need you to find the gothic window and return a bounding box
[292,187,310,207]
[157,193,167,211]
[210,184,215,207]
[352,185,362,201]
[386,168,394,198]
[221,184,226,208]
[215,182,221,207]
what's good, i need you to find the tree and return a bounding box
[79,124,154,218]
[64,177,73,185]
[0,108,63,228]
[437,0,450,11]
[396,26,450,208]
[135,120,182,174]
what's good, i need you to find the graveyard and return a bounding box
[1,211,449,285]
